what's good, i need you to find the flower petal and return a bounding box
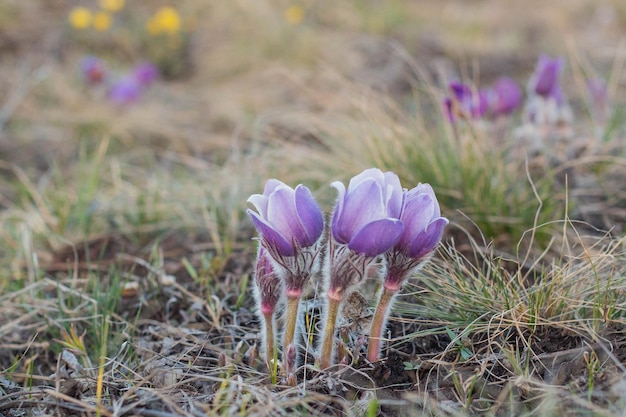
[335,178,385,244]
[247,194,269,218]
[418,184,442,217]
[530,55,563,97]
[266,186,308,244]
[248,210,295,256]
[263,179,284,195]
[398,192,434,249]
[295,184,324,245]
[406,217,448,259]
[330,181,347,242]
[383,171,403,218]
[247,179,285,218]
[348,168,384,190]
[348,218,404,257]
[493,77,522,115]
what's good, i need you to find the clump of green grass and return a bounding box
[386,223,626,415]
[397,227,626,330]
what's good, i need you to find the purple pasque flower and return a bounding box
[248,179,324,257]
[247,179,324,296]
[528,55,564,98]
[254,248,283,316]
[108,76,142,105]
[331,168,404,257]
[384,183,448,291]
[444,81,490,122]
[490,77,522,116]
[81,56,106,84]
[132,62,159,87]
[326,168,404,299]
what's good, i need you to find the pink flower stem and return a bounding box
[262,311,275,367]
[367,286,397,363]
[283,295,300,361]
[320,294,341,369]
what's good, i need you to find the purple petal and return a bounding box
[492,77,522,115]
[450,81,472,101]
[266,186,307,243]
[334,178,385,244]
[248,210,295,256]
[132,62,159,87]
[108,77,141,105]
[247,194,269,218]
[383,171,403,218]
[348,218,404,257]
[248,179,289,219]
[398,193,435,249]
[263,179,284,196]
[347,168,384,190]
[448,81,488,120]
[330,181,347,242]
[406,217,448,259]
[531,55,564,97]
[411,184,439,216]
[549,84,565,105]
[474,89,490,118]
[295,184,324,245]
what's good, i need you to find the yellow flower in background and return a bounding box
[99,0,125,13]
[147,6,181,36]
[92,12,112,31]
[68,7,93,29]
[284,5,304,25]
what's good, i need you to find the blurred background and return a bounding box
[0,0,625,257]
[1,0,624,159]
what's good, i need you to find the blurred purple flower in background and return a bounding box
[528,55,564,99]
[444,81,489,122]
[489,77,523,116]
[132,62,159,87]
[108,77,142,105]
[81,56,106,84]
[524,54,572,126]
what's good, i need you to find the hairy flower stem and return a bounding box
[320,295,341,369]
[262,311,275,367]
[283,295,300,365]
[367,286,397,363]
